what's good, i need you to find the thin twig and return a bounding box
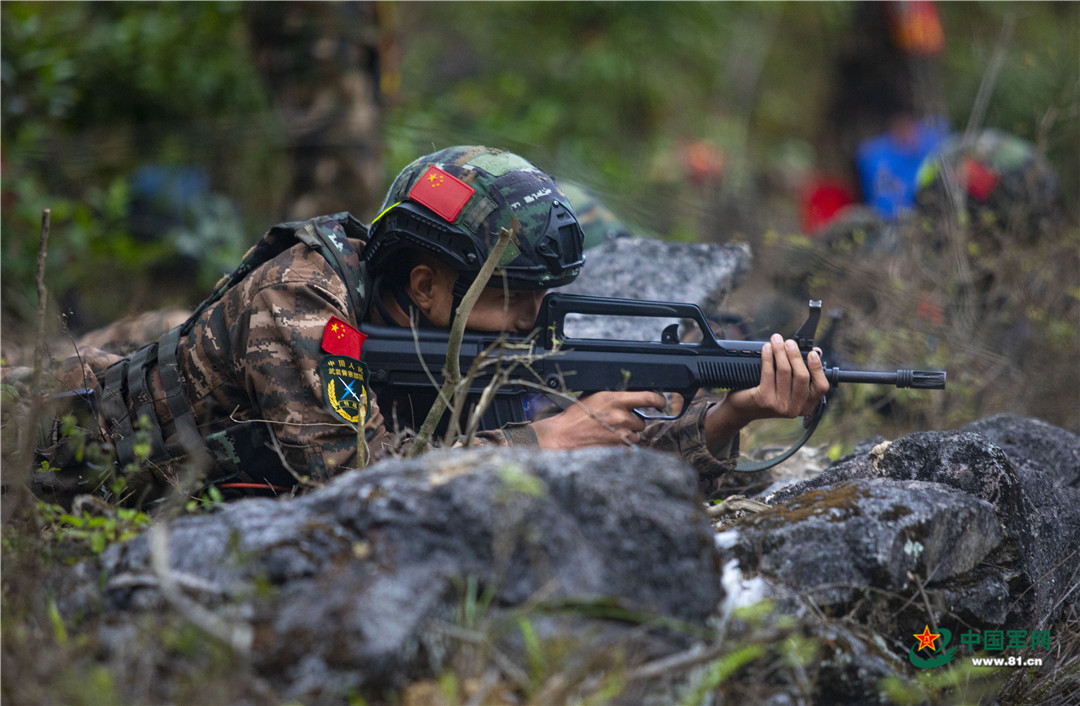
[430,619,531,689]
[624,642,719,681]
[963,13,1016,145]
[106,570,228,596]
[8,210,55,518]
[938,14,1017,341]
[410,308,457,410]
[412,226,516,454]
[456,334,534,445]
[265,422,310,487]
[32,209,52,393]
[463,359,520,445]
[444,344,501,447]
[460,335,546,445]
[906,570,939,635]
[149,522,253,655]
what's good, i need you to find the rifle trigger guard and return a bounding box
[630,389,694,422]
[632,409,677,421]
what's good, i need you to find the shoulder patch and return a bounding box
[319,355,371,426]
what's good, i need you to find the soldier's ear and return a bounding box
[407,263,438,309]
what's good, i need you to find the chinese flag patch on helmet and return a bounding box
[408,165,476,223]
[322,316,367,359]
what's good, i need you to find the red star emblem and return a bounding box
[913,625,941,651]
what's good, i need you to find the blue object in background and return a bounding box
[856,117,949,221]
[128,165,211,241]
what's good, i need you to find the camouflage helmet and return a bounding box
[555,180,633,249]
[915,129,1060,241]
[365,146,586,290]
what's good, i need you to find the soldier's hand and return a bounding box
[704,334,829,454]
[533,391,667,450]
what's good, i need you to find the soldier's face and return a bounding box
[408,261,546,333]
[463,286,547,334]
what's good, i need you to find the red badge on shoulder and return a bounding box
[322,316,367,359]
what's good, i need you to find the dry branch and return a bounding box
[412,226,516,454]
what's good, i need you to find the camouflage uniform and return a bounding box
[33,149,738,506]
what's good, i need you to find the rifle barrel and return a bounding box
[831,368,946,389]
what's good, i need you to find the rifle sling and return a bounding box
[732,397,827,473]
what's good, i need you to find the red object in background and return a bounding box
[321,316,367,359]
[886,1,945,56]
[681,140,725,187]
[916,293,945,327]
[800,176,858,236]
[961,157,1000,202]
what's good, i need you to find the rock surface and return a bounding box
[711,414,1080,702]
[758,416,1080,629]
[58,447,722,702]
[733,479,1004,608]
[53,414,1080,703]
[561,236,752,340]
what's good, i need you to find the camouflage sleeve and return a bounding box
[237,282,396,479]
[638,397,739,496]
[75,310,192,356]
[459,422,539,449]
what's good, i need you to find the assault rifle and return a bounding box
[359,293,945,469]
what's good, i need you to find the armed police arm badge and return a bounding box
[319,317,371,427]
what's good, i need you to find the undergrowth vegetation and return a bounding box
[733,190,1080,460]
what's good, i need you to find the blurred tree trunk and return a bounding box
[246,2,397,220]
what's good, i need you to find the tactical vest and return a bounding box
[95,213,370,491]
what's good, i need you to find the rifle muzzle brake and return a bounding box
[831,368,947,389]
[901,369,947,389]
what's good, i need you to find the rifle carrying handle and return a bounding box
[540,293,721,348]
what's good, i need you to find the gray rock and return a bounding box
[729,479,1003,609]
[962,414,1080,488]
[757,419,1080,627]
[961,415,1080,626]
[46,415,1079,704]
[562,237,752,341]
[58,447,722,702]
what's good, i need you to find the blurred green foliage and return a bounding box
[2,1,272,331]
[1,1,1076,430]
[388,2,1078,235]
[3,1,1076,331]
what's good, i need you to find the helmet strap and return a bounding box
[372,275,441,330]
[448,275,472,329]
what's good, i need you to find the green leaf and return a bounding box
[47,600,69,646]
